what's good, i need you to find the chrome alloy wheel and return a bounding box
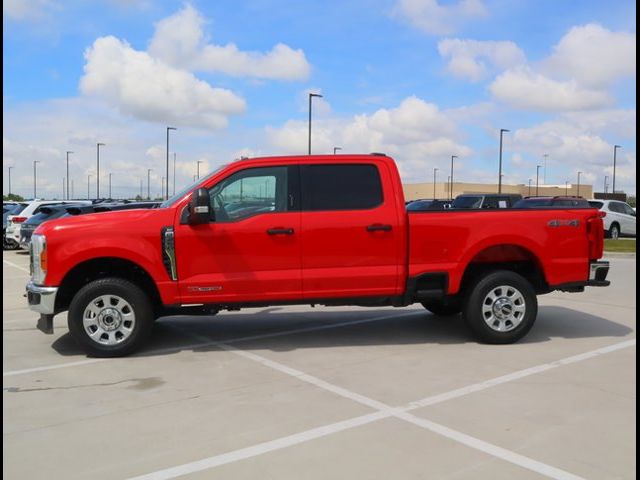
[83,295,136,345]
[481,285,526,332]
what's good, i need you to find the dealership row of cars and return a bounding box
[2,194,635,251]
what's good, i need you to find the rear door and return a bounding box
[300,162,403,298]
[621,203,636,235]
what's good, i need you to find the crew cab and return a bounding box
[27,154,610,356]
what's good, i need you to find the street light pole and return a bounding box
[173,152,176,195]
[162,177,165,199]
[604,175,608,194]
[96,142,105,199]
[308,93,323,155]
[565,181,569,195]
[535,165,542,196]
[147,169,152,200]
[333,147,342,154]
[528,179,532,196]
[433,168,438,199]
[33,160,40,198]
[450,155,458,200]
[109,173,113,198]
[498,128,510,193]
[66,151,73,200]
[577,171,582,197]
[8,166,13,196]
[87,174,91,200]
[196,160,203,179]
[612,145,621,193]
[166,127,177,200]
[543,153,548,184]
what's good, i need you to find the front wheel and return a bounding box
[609,224,620,240]
[68,278,155,357]
[463,270,537,344]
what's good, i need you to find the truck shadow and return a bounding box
[51,305,633,357]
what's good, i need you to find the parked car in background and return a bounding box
[5,200,92,249]
[513,196,590,209]
[452,193,522,209]
[406,199,452,211]
[588,199,636,239]
[3,202,29,249]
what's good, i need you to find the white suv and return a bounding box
[588,200,636,239]
[5,200,90,248]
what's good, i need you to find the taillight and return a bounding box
[587,216,604,260]
[12,216,27,223]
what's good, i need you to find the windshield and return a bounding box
[452,196,483,209]
[160,165,227,208]
[588,201,604,209]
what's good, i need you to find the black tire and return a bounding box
[68,278,155,357]
[609,223,620,240]
[463,270,537,344]
[421,300,461,316]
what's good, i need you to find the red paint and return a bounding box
[35,154,606,307]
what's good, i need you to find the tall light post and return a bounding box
[7,166,13,196]
[565,181,569,195]
[161,177,165,199]
[33,160,41,198]
[612,145,621,193]
[528,179,532,196]
[433,167,438,199]
[147,168,152,200]
[333,146,342,154]
[498,128,509,193]
[308,93,323,155]
[604,175,609,194]
[66,151,73,200]
[87,174,91,200]
[535,165,542,196]
[543,153,548,184]
[108,173,113,198]
[166,127,177,200]
[577,171,582,197]
[196,160,203,179]
[96,142,105,199]
[173,152,176,195]
[450,155,458,200]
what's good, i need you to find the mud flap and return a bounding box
[37,314,54,334]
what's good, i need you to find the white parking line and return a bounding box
[131,333,634,480]
[3,259,30,273]
[2,310,421,377]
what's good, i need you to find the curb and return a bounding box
[603,252,636,258]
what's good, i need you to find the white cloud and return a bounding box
[3,0,55,21]
[542,24,636,88]
[266,96,472,180]
[148,4,310,80]
[393,0,488,36]
[438,39,525,81]
[80,36,246,129]
[489,67,613,111]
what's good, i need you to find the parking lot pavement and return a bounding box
[3,250,636,480]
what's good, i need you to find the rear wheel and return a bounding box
[421,300,461,316]
[463,270,537,344]
[609,223,620,240]
[68,278,155,357]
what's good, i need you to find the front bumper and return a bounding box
[26,281,58,315]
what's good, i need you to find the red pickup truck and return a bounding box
[27,154,610,356]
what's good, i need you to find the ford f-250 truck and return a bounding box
[26,154,610,356]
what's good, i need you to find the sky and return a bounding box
[3,0,637,199]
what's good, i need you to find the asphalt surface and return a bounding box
[3,250,636,480]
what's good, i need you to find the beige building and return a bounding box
[403,182,593,201]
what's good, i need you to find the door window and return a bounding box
[209,166,290,222]
[301,164,383,211]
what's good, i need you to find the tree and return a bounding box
[3,193,25,201]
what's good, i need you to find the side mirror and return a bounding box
[188,188,211,224]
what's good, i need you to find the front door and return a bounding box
[175,165,302,304]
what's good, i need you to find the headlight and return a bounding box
[31,234,47,285]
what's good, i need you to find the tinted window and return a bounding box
[209,166,290,222]
[588,201,604,209]
[24,209,68,225]
[407,200,435,211]
[11,203,28,215]
[514,199,553,208]
[301,164,383,211]
[608,202,624,213]
[623,203,635,215]
[452,196,483,209]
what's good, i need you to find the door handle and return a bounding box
[267,228,294,235]
[366,224,392,232]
